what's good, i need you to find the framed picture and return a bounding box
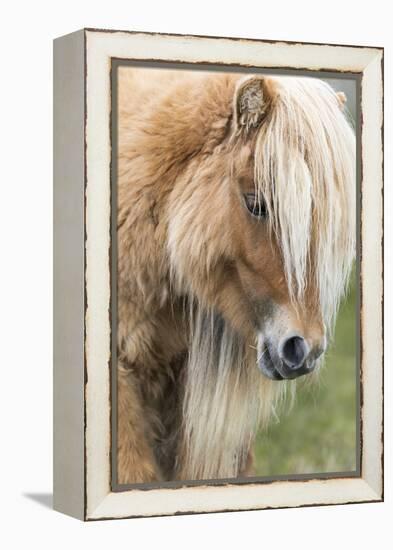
[53,28,383,520]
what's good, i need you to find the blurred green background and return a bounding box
[254,274,357,476]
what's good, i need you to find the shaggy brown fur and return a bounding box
[116,68,355,483]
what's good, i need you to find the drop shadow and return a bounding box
[23,492,53,509]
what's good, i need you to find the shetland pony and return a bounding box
[116,68,355,483]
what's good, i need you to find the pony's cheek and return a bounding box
[235,254,290,312]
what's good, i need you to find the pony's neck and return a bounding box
[121,72,236,194]
[118,73,238,300]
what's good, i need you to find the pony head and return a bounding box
[168,74,355,382]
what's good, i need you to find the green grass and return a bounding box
[254,276,357,476]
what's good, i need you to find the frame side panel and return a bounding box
[53,29,85,520]
[360,52,384,498]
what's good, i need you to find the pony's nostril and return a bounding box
[281,336,308,369]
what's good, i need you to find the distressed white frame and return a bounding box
[54,29,383,521]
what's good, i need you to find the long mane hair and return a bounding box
[178,76,355,480]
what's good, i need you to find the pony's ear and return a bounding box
[234,77,271,131]
[336,91,347,110]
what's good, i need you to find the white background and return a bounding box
[0,1,391,548]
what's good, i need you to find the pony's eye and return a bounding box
[244,193,268,219]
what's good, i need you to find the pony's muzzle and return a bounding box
[257,333,325,380]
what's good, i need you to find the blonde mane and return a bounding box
[254,77,356,331]
[179,307,287,480]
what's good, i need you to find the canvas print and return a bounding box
[113,65,357,486]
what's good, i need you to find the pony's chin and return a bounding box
[260,366,284,381]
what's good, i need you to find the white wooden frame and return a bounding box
[53,28,384,521]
